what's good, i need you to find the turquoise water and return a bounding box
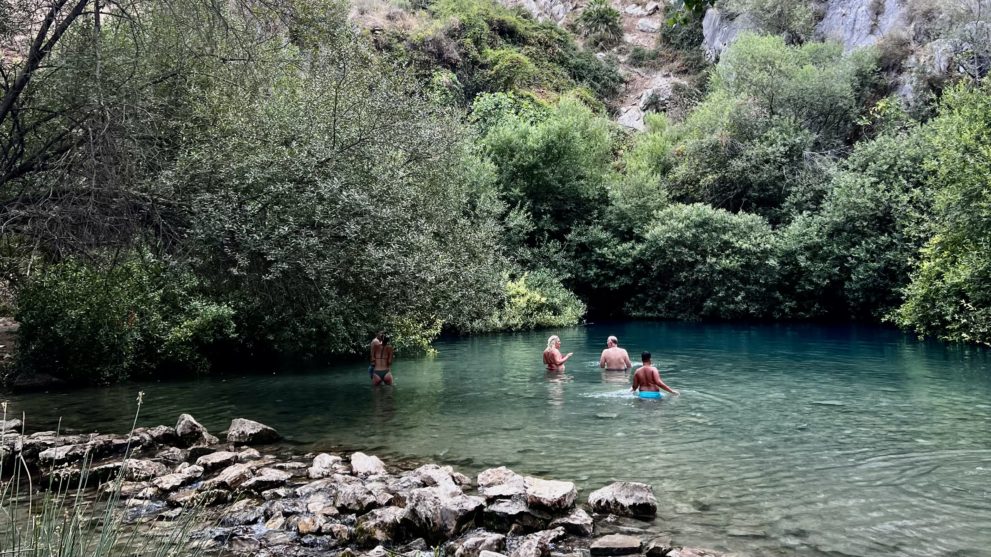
[5,322,991,557]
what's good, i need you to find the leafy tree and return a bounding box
[777,130,933,319]
[723,0,818,43]
[897,83,991,344]
[479,95,614,246]
[628,204,780,319]
[176,17,508,355]
[469,270,586,332]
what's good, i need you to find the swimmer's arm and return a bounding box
[630,373,640,392]
[598,351,606,369]
[654,370,679,395]
[623,351,632,370]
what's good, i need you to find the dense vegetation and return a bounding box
[1,0,990,386]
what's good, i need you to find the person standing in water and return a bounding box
[371,335,395,386]
[543,335,573,372]
[369,331,385,377]
[632,351,679,398]
[599,335,633,372]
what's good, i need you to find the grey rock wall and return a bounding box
[816,0,908,51]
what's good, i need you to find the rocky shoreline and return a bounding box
[0,414,729,557]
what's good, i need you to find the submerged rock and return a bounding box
[587,482,657,518]
[590,534,642,556]
[227,418,281,445]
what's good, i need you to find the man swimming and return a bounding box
[599,335,632,372]
[632,351,679,398]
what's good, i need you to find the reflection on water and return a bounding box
[5,322,991,557]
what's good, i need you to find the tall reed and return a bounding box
[0,393,202,557]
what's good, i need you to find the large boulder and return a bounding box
[175,414,212,447]
[411,464,463,494]
[226,418,281,445]
[1,419,23,433]
[351,452,386,477]
[590,534,642,556]
[403,486,486,542]
[701,8,757,61]
[335,482,381,513]
[482,497,550,534]
[309,453,343,479]
[355,506,407,546]
[524,477,576,512]
[478,467,526,500]
[587,482,657,518]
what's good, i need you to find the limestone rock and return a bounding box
[549,508,593,536]
[624,5,645,16]
[175,414,210,447]
[637,18,660,34]
[226,418,281,445]
[587,482,657,518]
[335,482,381,513]
[451,531,506,557]
[122,459,168,482]
[480,552,509,557]
[478,467,525,489]
[309,453,343,479]
[617,107,645,132]
[702,8,756,61]
[241,467,292,492]
[155,447,188,465]
[644,2,660,15]
[411,463,462,493]
[206,462,254,490]
[524,477,576,512]
[356,506,407,545]
[816,0,908,51]
[590,534,642,556]
[297,515,327,535]
[0,419,22,433]
[351,452,386,476]
[196,451,239,471]
[404,486,486,542]
[146,425,177,445]
[152,464,204,492]
[667,549,727,557]
[509,527,565,557]
[483,497,550,534]
[238,448,262,461]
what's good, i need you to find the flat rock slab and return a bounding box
[590,534,642,556]
[588,482,657,517]
[196,451,239,471]
[524,477,577,511]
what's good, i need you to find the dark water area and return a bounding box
[5,322,991,557]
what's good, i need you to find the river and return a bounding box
[5,322,991,557]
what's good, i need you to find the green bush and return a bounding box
[723,0,818,43]
[480,95,614,245]
[471,270,586,332]
[628,204,781,319]
[14,258,234,385]
[896,83,991,344]
[576,0,623,49]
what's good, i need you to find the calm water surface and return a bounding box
[6,322,991,557]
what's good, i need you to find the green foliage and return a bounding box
[576,0,624,49]
[177,20,507,356]
[560,225,638,317]
[471,270,586,332]
[896,83,991,344]
[15,258,233,385]
[629,204,781,319]
[724,0,818,43]
[479,95,614,245]
[666,35,879,223]
[658,4,708,71]
[778,131,933,319]
[409,0,622,102]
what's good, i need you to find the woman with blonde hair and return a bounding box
[542,335,573,372]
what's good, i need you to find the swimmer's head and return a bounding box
[546,335,560,350]
[607,336,618,347]
[641,351,651,363]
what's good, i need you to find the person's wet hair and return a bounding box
[641,351,651,362]
[382,335,390,345]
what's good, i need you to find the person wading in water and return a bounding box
[371,335,395,386]
[542,335,573,372]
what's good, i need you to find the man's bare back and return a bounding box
[599,336,632,371]
[631,353,679,395]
